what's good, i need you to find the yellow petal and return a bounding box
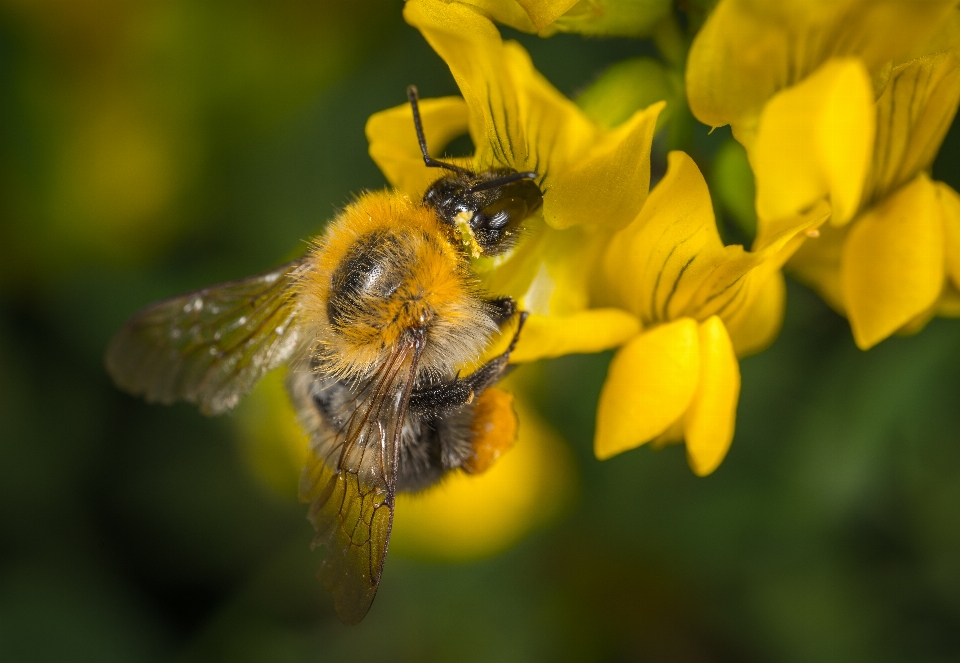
[863,51,960,207]
[753,58,875,225]
[457,0,539,32]
[550,0,672,37]
[481,221,612,316]
[603,151,726,323]
[842,173,945,349]
[689,200,830,323]
[511,308,640,363]
[605,151,828,332]
[516,0,578,31]
[686,0,955,136]
[392,392,576,561]
[939,182,960,291]
[463,0,672,37]
[724,270,786,358]
[547,99,663,230]
[405,0,661,229]
[594,318,700,460]
[366,96,469,198]
[684,317,740,477]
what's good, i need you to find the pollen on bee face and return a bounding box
[454,211,482,259]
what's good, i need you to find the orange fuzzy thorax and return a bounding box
[298,191,497,380]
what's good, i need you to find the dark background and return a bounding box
[2,1,960,661]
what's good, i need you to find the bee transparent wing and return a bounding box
[299,339,422,625]
[106,259,308,416]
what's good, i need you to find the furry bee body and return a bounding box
[105,87,543,625]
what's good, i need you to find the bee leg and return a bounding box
[409,312,527,417]
[460,387,517,475]
[484,296,516,326]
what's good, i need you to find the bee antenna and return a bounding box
[407,85,473,177]
[464,171,539,194]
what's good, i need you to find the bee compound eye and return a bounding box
[487,209,510,229]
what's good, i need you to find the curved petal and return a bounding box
[549,0,672,37]
[688,200,830,324]
[458,0,539,32]
[516,0,578,31]
[603,151,725,324]
[842,173,945,349]
[461,0,672,37]
[366,96,469,197]
[684,317,740,477]
[594,318,700,460]
[724,270,786,358]
[863,51,960,207]
[604,151,828,331]
[686,0,954,136]
[547,99,663,230]
[753,58,875,225]
[511,308,640,363]
[404,0,661,229]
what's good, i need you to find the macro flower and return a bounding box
[368,0,829,476]
[594,152,828,475]
[687,0,960,348]
[371,0,664,363]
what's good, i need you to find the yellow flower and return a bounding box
[687,0,960,349]
[594,152,829,475]
[370,0,664,362]
[452,0,672,37]
[374,0,823,476]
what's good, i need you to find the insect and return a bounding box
[105,86,544,624]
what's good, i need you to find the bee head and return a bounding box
[424,169,543,256]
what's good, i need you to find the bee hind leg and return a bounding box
[460,387,517,475]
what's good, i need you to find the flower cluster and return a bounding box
[373,0,830,480]
[687,0,960,349]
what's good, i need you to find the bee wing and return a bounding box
[106,259,309,416]
[299,338,423,625]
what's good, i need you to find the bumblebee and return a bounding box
[105,87,544,625]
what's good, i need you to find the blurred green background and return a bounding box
[3,1,960,661]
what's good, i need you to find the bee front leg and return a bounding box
[409,311,527,418]
[484,296,517,327]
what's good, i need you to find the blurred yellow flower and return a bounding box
[687,0,960,349]
[594,152,828,475]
